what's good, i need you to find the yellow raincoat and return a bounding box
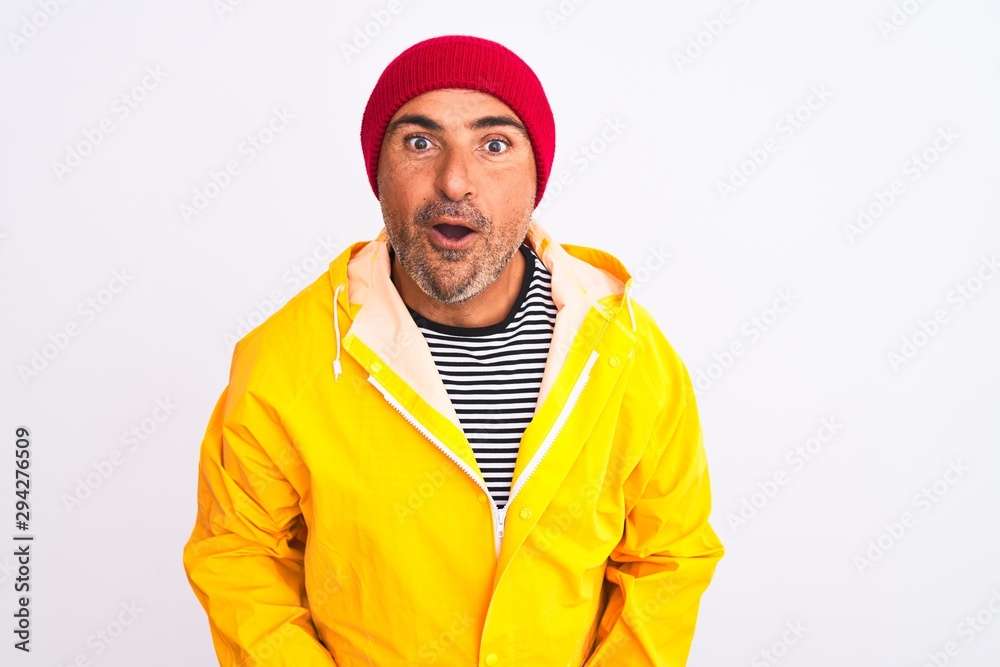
[182,218,724,666]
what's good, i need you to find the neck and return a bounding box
[391,247,526,329]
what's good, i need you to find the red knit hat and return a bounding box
[360,35,555,209]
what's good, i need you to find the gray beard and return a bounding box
[380,197,530,304]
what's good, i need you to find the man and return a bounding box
[182,35,724,666]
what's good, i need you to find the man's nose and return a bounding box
[435,147,476,202]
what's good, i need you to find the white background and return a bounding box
[2,1,999,665]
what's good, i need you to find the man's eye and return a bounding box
[485,139,510,154]
[406,136,432,151]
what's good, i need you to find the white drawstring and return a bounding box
[332,283,344,381]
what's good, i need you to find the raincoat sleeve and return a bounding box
[182,343,338,666]
[584,360,725,667]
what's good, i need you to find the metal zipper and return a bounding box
[367,347,600,560]
[504,349,600,513]
[368,373,506,557]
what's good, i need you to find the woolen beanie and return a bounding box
[360,35,555,209]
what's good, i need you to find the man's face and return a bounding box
[377,88,537,304]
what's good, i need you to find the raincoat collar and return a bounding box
[327,218,636,438]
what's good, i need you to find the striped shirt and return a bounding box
[401,243,556,509]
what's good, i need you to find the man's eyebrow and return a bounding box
[386,114,443,136]
[385,113,529,138]
[469,115,528,137]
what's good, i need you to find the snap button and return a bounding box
[609,356,620,367]
[519,508,532,520]
[477,493,488,505]
[370,361,383,373]
[485,654,499,666]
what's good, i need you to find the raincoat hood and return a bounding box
[329,218,636,420]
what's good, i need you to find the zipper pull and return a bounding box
[495,506,506,541]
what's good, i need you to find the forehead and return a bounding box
[388,88,523,126]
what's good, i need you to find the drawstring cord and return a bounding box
[332,283,344,381]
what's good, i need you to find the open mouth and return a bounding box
[433,223,474,240]
[427,217,479,250]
